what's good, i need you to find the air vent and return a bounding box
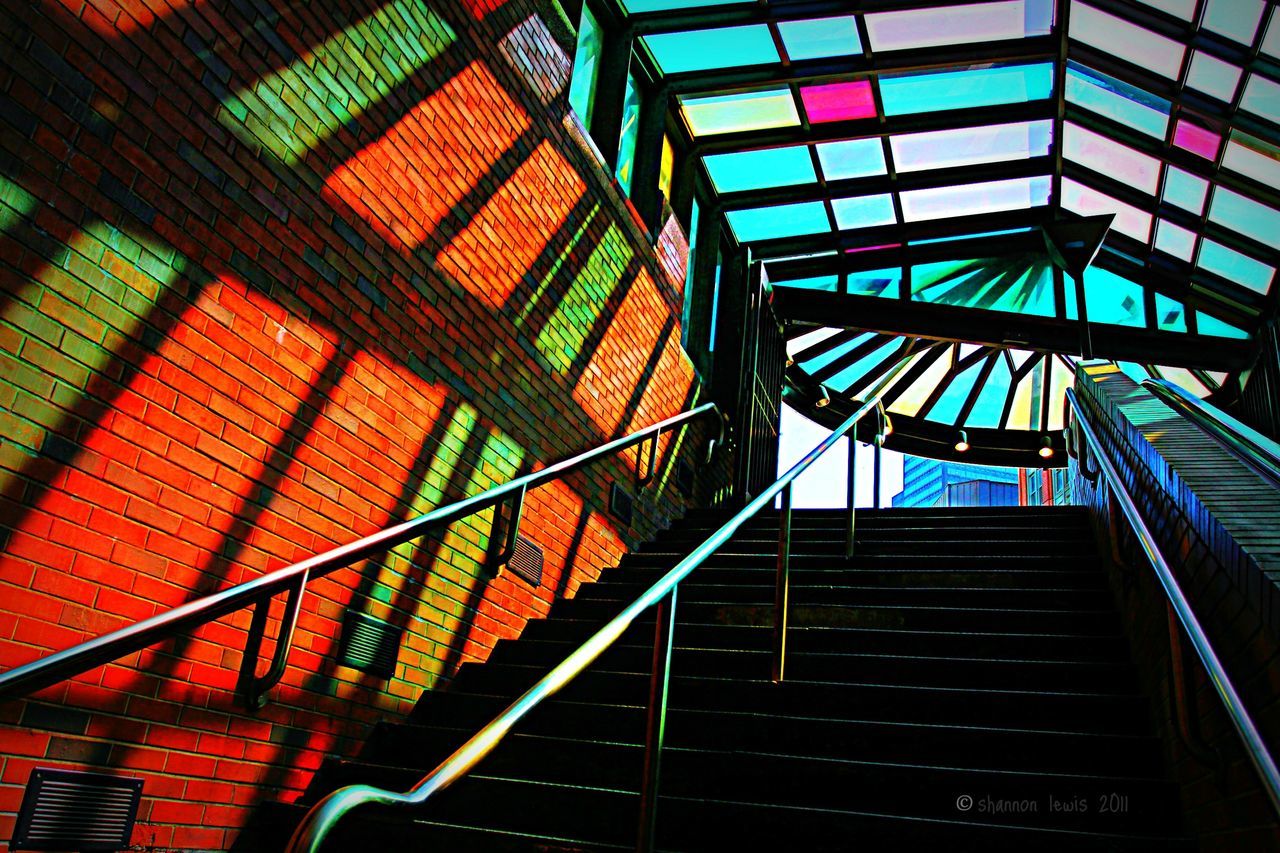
[11,768,142,851]
[338,612,402,679]
[609,482,634,526]
[507,535,544,588]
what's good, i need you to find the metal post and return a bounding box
[637,588,677,853]
[873,440,883,510]
[773,484,792,683]
[845,437,857,559]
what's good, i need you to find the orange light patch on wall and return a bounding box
[322,62,530,254]
[622,327,696,470]
[43,0,200,33]
[572,269,666,435]
[436,140,586,310]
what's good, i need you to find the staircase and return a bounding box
[245,506,1190,851]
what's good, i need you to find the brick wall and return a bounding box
[1073,365,1280,851]
[0,1,714,848]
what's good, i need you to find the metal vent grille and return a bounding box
[609,482,634,526]
[676,460,695,497]
[338,612,401,679]
[507,535,544,587]
[11,768,142,851]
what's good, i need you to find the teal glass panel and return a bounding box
[1154,293,1187,332]
[1070,2,1185,78]
[866,1,1051,52]
[622,0,749,12]
[703,146,817,193]
[568,4,602,128]
[901,176,1050,222]
[879,63,1053,116]
[1197,238,1275,294]
[1208,187,1280,248]
[1241,73,1280,125]
[1065,63,1170,139]
[680,198,700,349]
[1265,8,1280,58]
[1162,166,1208,214]
[1154,219,1196,261]
[643,25,778,75]
[912,227,1033,245]
[1132,0,1196,19]
[892,120,1052,172]
[778,17,862,61]
[801,332,875,372]
[615,71,641,195]
[1223,131,1280,187]
[1196,312,1250,339]
[828,340,901,392]
[911,255,1055,317]
[1069,266,1145,327]
[681,89,800,136]
[1185,51,1243,101]
[1202,0,1266,45]
[816,138,887,180]
[831,194,897,230]
[726,201,830,241]
[926,360,984,424]
[849,267,901,298]
[965,357,1012,429]
[776,275,839,292]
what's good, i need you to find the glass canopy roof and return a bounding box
[610,0,1280,462]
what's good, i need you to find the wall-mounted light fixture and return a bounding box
[954,429,969,453]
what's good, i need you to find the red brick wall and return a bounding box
[0,1,710,848]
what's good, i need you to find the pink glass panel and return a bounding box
[846,243,900,253]
[1173,120,1222,160]
[800,80,877,123]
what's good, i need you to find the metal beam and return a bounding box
[773,287,1256,370]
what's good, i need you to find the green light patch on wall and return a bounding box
[537,224,633,372]
[222,0,456,165]
[0,176,38,234]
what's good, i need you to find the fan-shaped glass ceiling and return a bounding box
[606,0,1279,462]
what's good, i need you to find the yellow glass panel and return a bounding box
[889,350,954,417]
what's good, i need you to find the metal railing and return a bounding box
[0,403,723,709]
[285,355,915,853]
[1066,388,1280,817]
[1141,378,1280,488]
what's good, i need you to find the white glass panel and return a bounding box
[900,176,1051,222]
[891,120,1052,172]
[1185,51,1243,101]
[1069,2,1185,78]
[1061,177,1152,241]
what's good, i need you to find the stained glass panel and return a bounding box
[828,340,902,392]
[816,138,888,180]
[778,17,862,61]
[879,64,1054,116]
[643,26,779,75]
[1065,63,1170,139]
[726,201,830,241]
[891,120,1052,172]
[890,351,955,418]
[703,146,816,193]
[1069,2,1185,79]
[800,80,877,123]
[1173,120,1222,160]
[901,176,1050,222]
[926,359,985,424]
[681,90,800,136]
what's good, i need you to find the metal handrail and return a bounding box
[285,355,917,853]
[1141,378,1280,488]
[0,403,723,707]
[1067,388,1280,816]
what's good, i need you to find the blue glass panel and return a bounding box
[1065,63,1170,139]
[1068,266,1145,327]
[912,227,1032,245]
[1162,166,1208,213]
[568,4,602,128]
[965,357,1012,428]
[1208,187,1280,248]
[1154,293,1186,331]
[912,256,1055,317]
[703,146,817,193]
[778,16,862,61]
[643,25,779,75]
[1197,239,1275,294]
[815,139,887,180]
[879,63,1054,116]
[776,275,839,292]
[828,340,901,392]
[1196,312,1249,339]
[622,0,749,12]
[726,201,830,241]
[615,72,641,195]
[831,194,897,229]
[926,360,985,424]
[849,267,901,298]
[801,332,876,372]
[1241,73,1280,124]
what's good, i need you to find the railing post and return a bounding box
[845,437,857,560]
[637,587,677,853]
[873,438,883,509]
[773,483,792,684]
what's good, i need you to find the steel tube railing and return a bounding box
[285,355,916,853]
[0,403,722,705]
[1141,378,1280,488]
[1067,388,1280,817]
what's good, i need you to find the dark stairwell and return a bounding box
[243,505,1191,851]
